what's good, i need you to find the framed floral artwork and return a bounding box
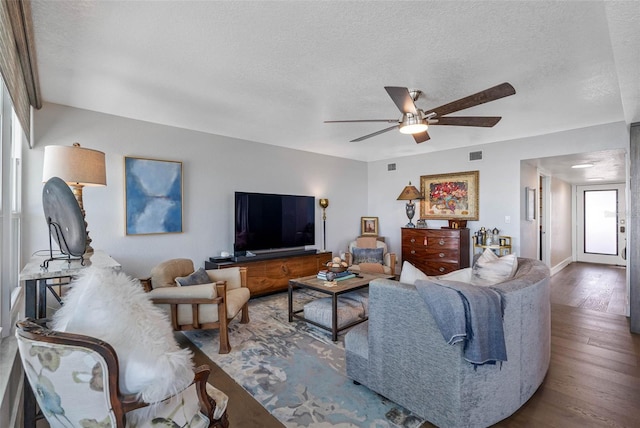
[420,170,479,220]
[361,216,379,236]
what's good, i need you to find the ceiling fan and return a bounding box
[325,82,516,143]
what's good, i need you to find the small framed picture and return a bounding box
[361,216,379,236]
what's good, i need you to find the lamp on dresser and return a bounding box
[42,143,106,256]
[397,181,422,228]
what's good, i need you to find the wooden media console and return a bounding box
[205,251,332,297]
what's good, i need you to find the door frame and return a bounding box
[575,183,626,266]
[538,172,551,268]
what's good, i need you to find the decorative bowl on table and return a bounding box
[326,256,348,273]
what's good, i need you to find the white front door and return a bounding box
[576,184,626,266]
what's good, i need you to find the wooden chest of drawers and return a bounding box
[401,228,470,275]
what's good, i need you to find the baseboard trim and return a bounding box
[551,257,573,276]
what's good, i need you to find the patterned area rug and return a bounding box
[183,290,425,428]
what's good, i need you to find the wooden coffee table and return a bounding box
[288,272,394,341]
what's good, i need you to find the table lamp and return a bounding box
[397,181,422,228]
[42,143,106,255]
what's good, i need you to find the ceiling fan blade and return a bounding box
[351,125,399,142]
[433,116,502,127]
[324,119,399,123]
[413,131,430,144]
[385,86,417,114]
[427,82,516,118]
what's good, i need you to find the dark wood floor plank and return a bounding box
[551,338,638,375]
[495,262,639,427]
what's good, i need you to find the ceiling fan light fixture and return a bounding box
[399,115,428,134]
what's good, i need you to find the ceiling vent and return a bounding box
[387,163,396,171]
[469,151,483,161]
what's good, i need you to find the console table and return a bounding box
[20,250,122,319]
[19,250,121,428]
[205,251,332,296]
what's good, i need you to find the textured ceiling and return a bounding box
[29,1,639,172]
[525,149,627,184]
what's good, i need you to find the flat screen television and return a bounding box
[234,191,315,254]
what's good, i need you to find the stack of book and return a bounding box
[317,270,356,281]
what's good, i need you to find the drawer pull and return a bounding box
[411,250,416,255]
[439,252,445,258]
[410,238,415,243]
[439,240,445,246]
[439,267,446,273]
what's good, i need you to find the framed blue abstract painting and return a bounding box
[125,157,183,235]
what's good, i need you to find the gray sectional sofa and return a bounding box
[344,258,550,427]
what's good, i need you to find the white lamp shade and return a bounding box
[42,145,106,186]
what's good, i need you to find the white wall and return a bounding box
[367,121,630,266]
[519,161,538,259]
[550,177,573,267]
[24,104,368,277]
[23,104,630,277]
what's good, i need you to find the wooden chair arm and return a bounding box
[119,364,225,425]
[239,266,248,288]
[215,281,227,298]
[388,252,397,272]
[150,296,224,305]
[345,252,353,265]
[193,365,214,417]
[139,277,153,293]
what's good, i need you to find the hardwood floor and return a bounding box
[494,262,639,427]
[550,262,627,316]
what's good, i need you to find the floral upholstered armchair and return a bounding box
[16,318,229,428]
[345,236,396,275]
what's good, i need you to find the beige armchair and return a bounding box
[345,236,396,275]
[141,259,250,354]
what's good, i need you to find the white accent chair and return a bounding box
[142,259,250,354]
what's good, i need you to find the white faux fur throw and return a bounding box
[51,267,194,403]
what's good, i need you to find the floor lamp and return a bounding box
[42,143,107,256]
[319,198,329,251]
[397,182,422,228]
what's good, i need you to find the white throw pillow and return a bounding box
[399,261,429,284]
[437,267,473,283]
[51,267,194,403]
[471,249,518,286]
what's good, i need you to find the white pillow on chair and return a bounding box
[51,267,194,403]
